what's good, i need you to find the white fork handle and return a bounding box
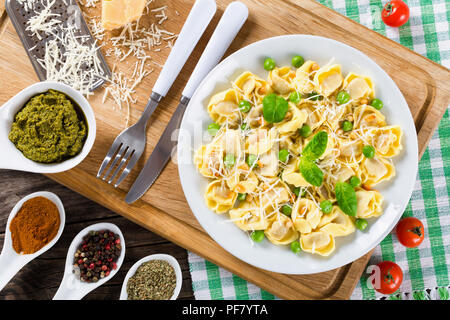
[152,0,217,97]
[182,1,249,99]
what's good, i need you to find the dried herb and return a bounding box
[127,260,176,300]
[72,230,121,283]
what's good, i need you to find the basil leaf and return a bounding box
[335,182,357,217]
[302,131,328,160]
[262,93,289,123]
[299,157,324,187]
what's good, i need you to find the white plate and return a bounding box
[178,35,418,275]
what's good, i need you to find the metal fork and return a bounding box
[97,0,217,187]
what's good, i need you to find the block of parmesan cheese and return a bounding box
[102,0,147,30]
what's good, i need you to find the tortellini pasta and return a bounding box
[207,89,240,125]
[318,207,355,237]
[299,101,325,129]
[353,105,386,129]
[294,60,317,93]
[300,231,335,256]
[258,180,291,210]
[365,126,403,157]
[337,139,364,164]
[226,164,258,194]
[269,67,295,95]
[356,190,384,218]
[282,158,310,187]
[265,213,298,245]
[291,199,322,234]
[343,73,374,101]
[195,144,223,178]
[246,128,278,155]
[229,201,268,231]
[196,59,402,257]
[277,103,308,134]
[314,64,343,97]
[234,71,271,101]
[205,180,237,214]
[360,156,395,186]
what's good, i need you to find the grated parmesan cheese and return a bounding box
[25,0,61,40]
[38,26,107,98]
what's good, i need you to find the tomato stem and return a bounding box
[383,267,395,284]
[383,2,394,17]
[409,226,423,237]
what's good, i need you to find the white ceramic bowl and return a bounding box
[0,192,66,291]
[53,223,125,300]
[0,81,96,173]
[178,35,419,274]
[120,254,182,300]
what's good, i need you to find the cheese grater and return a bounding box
[5,0,111,92]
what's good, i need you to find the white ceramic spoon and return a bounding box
[53,222,125,300]
[119,254,182,300]
[0,81,96,173]
[0,191,66,291]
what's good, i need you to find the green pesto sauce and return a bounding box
[8,90,88,164]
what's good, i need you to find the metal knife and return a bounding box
[125,2,249,204]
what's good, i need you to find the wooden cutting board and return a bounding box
[0,0,449,300]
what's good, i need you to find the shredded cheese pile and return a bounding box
[22,0,107,97]
[79,0,178,125]
[38,27,107,97]
[19,0,177,124]
[17,0,36,11]
[25,0,61,39]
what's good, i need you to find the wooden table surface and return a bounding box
[0,170,195,300]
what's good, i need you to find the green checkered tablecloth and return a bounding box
[188,0,450,300]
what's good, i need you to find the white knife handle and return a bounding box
[182,1,249,99]
[152,0,217,97]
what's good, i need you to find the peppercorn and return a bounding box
[72,229,121,283]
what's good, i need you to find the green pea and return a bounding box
[281,204,292,216]
[239,100,252,113]
[289,91,302,104]
[355,218,368,231]
[207,123,221,136]
[278,149,289,163]
[293,187,306,198]
[224,154,235,168]
[320,200,333,214]
[336,91,350,105]
[349,176,361,188]
[251,230,265,242]
[290,241,301,254]
[363,145,376,158]
[309,91,323,101]
[241,123,248,131]
[292,55,305,68]
[237,193,246,201]
[246,154,258,168]
[299,124,312,138]
[371,98,383,110]
[341,120,353,132]
[263,57,276,71]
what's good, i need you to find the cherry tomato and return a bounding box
[382,0,410,27]
[372,261,403,295]
[396,217,425,248]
